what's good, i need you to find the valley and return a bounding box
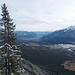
[18,42,75,75]
[1,1,75,75]
[15,26,75,75]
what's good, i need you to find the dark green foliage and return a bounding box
[0,4,21,75]
[0,3,16,45]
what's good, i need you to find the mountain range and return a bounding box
[41,25,75,44]
[15,25,75,44]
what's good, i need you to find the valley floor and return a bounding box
[19,42,75,75]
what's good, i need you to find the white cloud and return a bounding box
[0,0,75,31]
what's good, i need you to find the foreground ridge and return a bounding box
[0,43,49,75]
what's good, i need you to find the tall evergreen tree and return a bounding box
[0,4,22,75]
[0,3,16,45]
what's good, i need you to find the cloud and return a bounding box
[0,0,75,31]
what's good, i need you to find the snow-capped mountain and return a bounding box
[41,25,75,44]
[66,25,75,30]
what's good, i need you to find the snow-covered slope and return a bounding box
[66,25,75,30]
[19,58,49,75]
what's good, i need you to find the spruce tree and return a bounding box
[0,4,22,75]
[0,3,16,45]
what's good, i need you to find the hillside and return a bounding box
[41,25,75,44]
[15,31,37,39]
[18,58,49,75]
[18,43,75,75]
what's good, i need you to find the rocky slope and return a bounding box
[19,58,49,75]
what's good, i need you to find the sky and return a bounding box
[0,0,75,31]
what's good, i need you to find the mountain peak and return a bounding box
[41,25,75,44]
[65,25,75,30]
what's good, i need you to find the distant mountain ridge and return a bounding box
[15,31,37,39]
[15,31,52,44]
[41,25,75,44]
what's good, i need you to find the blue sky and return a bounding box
[0,0,75,31]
